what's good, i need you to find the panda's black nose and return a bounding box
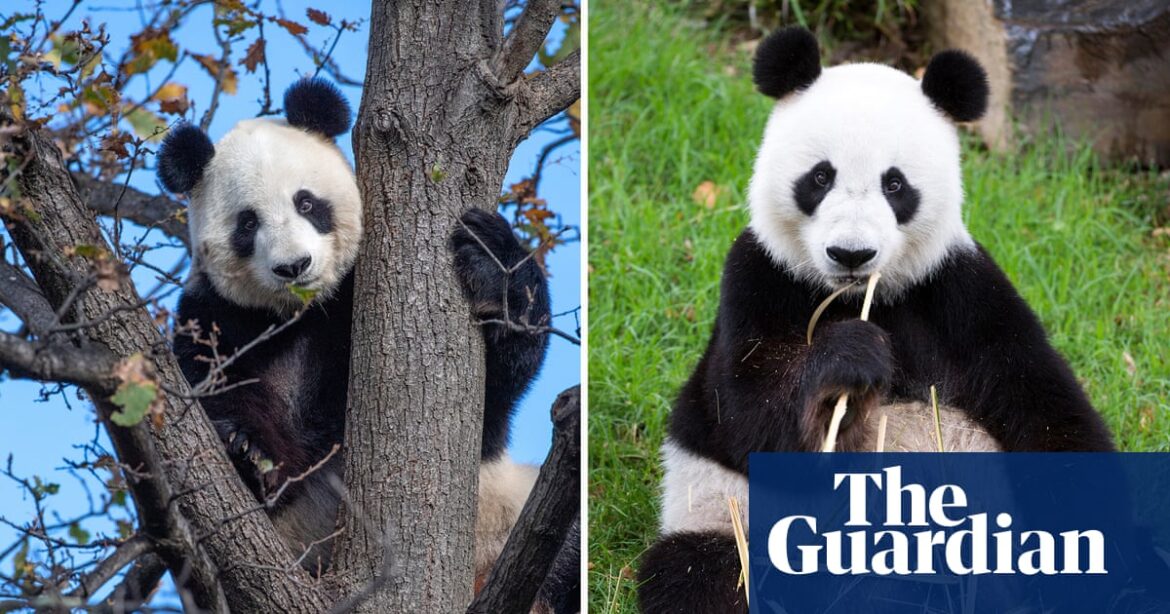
[826,246,876,269]
[272,256,312,280]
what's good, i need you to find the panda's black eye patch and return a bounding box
[793,161,835,216]
[881,167,920,224]
[231,209,259,258]
[292,189,334,234]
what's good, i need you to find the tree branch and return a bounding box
[0,258,56,335]
[89,552,168,614]
[0,330,119,388]
[67,535,154,602]
[515,49,580,140]
[467,386,580,614]
[71,172,189,247]
[497,0,561,83]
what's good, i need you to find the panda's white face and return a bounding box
[187,119,362,313]
[748,63,974,297]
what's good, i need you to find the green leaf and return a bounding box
[109,380,158,427]
[213,16,258,37]
[44,34,82,69]
[257,458,274,473]
[71,244,105,259]
[32,476,60,499]
[12,540,29,582]
[286,284,319,305]
[430,162,447,183]
[124,108,167,141]
[111,489,127,507]
[68,523,91,545]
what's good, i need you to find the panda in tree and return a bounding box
[157,78,575,612]
[636,28,1114,614]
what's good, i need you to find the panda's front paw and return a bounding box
[450,208,542,320]
[800,320,893,449]
[806,319,893,395]
[214,422,284,500]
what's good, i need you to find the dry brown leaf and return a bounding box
[192,53,239,95]
[240,38,266,74]
[306,8,331,26]
[94,257,127,292]
[692,180,722,209]
[158,97,189,115]
[271,17,308,36]
[114,353,153,386]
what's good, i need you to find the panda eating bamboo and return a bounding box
[636,28,1115,614]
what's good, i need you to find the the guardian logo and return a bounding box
[767,466,1106,576]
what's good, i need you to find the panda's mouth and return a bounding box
[830,274,863,287]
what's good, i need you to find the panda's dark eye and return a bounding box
[814,170,829,187]
[293,189,335,234]
[237,210,259,232]
[231,209,260,258]
[881,167,920,225]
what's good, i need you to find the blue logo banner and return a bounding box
[748,453,1170,613]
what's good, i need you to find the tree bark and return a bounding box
[335,1,578,611]
[468,386,580,614]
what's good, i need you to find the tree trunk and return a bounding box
[334,2,508,610]
[335,0,579,608]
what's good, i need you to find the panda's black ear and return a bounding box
[157,123,215,194]
[284,78,351,138]
[921,50,989,123]
[753,27,822,98]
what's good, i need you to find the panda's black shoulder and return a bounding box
[908,243,1048,344]
[715,229,819,335]
[173,274,276,381]
[176,274,281,343]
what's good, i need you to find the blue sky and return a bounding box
[0,0,579,595]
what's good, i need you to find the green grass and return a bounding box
[587,2,1170,611]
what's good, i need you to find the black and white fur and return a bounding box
[160,79,576,610]
[637,28,1114,614]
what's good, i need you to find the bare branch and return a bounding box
[89,553,168,614]
[0,258,56,335]
[467,385,580,614]
[67,535,154,602]
[516,49,580,139]
[496,0,560,83]
[0,331,119,388]
[72,172,189,246]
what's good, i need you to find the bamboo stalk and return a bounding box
[821,272,882,452]
[930,385,944,452]
[728,496,749,605]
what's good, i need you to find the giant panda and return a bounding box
[157,78,577,611]
[636,28,1115,613]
